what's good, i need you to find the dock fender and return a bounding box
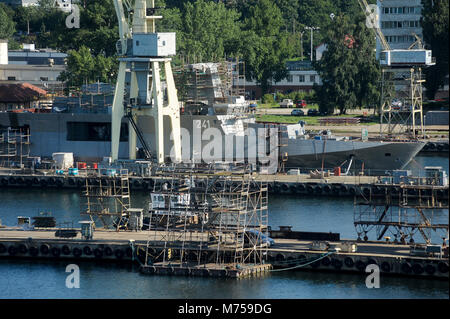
[437,262,449,273]
[76,179,84,187]
[51,246,61,257]
[281,183,289,192]
[8,177,16,184]
[18,243,28,254]
[367,258,377,266]
[306,185,314,193]
[275,253,285,261]
[437,144,443,151]
[29,246,39,257]
[32,177,39,184]
[349,187,356,195]
[321,256,331,266]
[401,262,412,274]
[56,178,64,187]
[83,246,92,256]
[40,179,48,187]
[344,257,354,268]
[8,245,18,256]
[340,184,348,193]
[72,247,82,258]
[363,187,370,196]
[1,178,8,186]
[40,244,50,255]
[332,258,343,269]
[289,184,297,193]
[0,243,6,254]
[314,185,323,194]
[48,177,56,185]
[331,185,340,194]
[16,177,24,184]
[68,178,75,185]
[380,261,390,273]
[273,183,281,192]
[425,264,436,275]
[104,246,113,256]
[202,268,210,277]
[323,185,331,193]
[25,178,33,187]
[62,245,71,255]
[412,263,424,275]
[297,184,305,192]
[94,248,103,258]
[428,143,436,150]
[355,260,366,272]
[114,249,124,259]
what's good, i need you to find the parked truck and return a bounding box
[279,99,294,108]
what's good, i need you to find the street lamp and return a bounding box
[299,31,305,60]
[305,26,320,61]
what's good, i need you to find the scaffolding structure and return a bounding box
[354,179,448,245]
[80,168,131,230]
[174,60,245,107]
[0,127,31,168]
[380,67,425,139]
[142,163,269,271]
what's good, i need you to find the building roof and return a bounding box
[0,82,47,103]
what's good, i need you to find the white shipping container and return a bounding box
[52,152,74,169]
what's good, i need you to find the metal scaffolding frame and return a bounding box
[142,163,269,270]
[380,67,425,139]
[354,179,448,245]
[0,127,31,168]
[80,168,131,230]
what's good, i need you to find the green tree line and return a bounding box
[1,0,447,112]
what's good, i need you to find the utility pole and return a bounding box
[305,26,320,61]
[300,31,304,60]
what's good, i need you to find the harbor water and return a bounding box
[0,154,448,299]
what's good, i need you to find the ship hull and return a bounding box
[0,112,424,171]
[283,139,425,171]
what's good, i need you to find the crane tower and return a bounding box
[111,0,182,163]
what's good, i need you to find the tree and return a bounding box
[58,46,96,87]
[314,15,380,115]
[0,4,15,39]
[421,0,449,100]
[179,0,241,62]
[239,0,292,94]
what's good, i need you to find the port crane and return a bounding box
[110,0,182,163]
[357,0,435,139]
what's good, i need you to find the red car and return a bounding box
[296,100,307,108]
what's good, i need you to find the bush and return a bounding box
[262,93,275,104]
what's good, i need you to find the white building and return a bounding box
[377,0,423,51]
[244,61,321,99]
[0,41,66,91]
[0,0,73,12]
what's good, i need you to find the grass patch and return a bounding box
[256,114,379,125]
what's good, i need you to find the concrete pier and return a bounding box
[0,227,447,279]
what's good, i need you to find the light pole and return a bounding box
[305,26,320,61]
[300,31,304,60]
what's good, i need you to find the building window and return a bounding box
[310,75,316,83]
[7,76,16,81]
[298,75,305,83]
[286,75,293,83]
[40,77,49,81]
[67,122,128,142]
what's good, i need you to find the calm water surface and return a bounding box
[0,155,448,299]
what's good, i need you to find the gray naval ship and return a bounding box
[0,63,424,171]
